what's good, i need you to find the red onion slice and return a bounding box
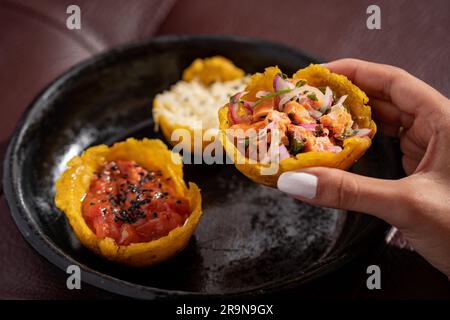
[299,123,317,131]
[302,85,325,106]
[334,94,348,107]
[319,86,333,113]
[273,74,295,92]
[328,145,343,153]
[278,87,303,110]
[228,91,248,124]
[304,104,323,119]
[278,144,291,160]
[243,101,255,113]
[256,90,271,98]
[353,128,372,137]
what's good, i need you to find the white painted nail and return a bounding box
[277,172,318,199]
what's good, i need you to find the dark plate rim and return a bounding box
[2,34,387,299]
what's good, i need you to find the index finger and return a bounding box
[324,58,445,116]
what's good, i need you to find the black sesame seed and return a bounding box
[136,210,145,217]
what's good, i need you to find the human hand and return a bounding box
[277,58,450,278]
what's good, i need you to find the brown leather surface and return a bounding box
[1,0,449,299]
[0,0,177,299]
[0,0,177,143]
[159,0,449,96]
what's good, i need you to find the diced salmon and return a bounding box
[252,98,275,121]
[284,101,315,124]
[288,124,338,152]
[288,124,312,141]
[307,136,337,152]
[265,110,291,126]
[288,124,311,151]
[266,110,291,145]
[319,105,353,136]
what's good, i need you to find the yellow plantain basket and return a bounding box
[218,64,377,187]
[153,56,245,152]
[55,138,202,267]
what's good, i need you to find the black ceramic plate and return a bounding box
[3,35,401,299]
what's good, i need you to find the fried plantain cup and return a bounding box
[182,56,245,85]
[218,64,377,187]
[153,56,246,152]
[55,138,202,267]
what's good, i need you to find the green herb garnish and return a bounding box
[315,124,324,137]
[336,129,356,140]
[244,138,250,148]
[332,92,338,104]
[295,80,307,88]
[252,88,292,107]
[289,136,305,155]
[287,113,298,125]
[307,93,318,101]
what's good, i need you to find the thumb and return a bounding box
[277,167,408,226]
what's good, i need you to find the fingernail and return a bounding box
[277,172,318,199]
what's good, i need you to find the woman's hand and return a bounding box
[277,58,450,278]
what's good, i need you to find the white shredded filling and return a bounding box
[153,77,248,134]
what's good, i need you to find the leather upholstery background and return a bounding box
[0,0,449,299]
